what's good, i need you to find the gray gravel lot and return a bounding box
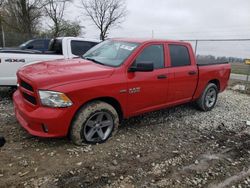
[0,89,250,188]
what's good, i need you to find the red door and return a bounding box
[166,44,198,104]
[126,44,169,116]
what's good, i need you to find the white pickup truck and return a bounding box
[0,37,100,87]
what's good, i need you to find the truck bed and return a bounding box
[0,49,43,54]
[192,62,231,100]
[197,61,229,66]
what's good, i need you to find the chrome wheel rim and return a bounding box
[83,112,114,142]
[205,88,216,108]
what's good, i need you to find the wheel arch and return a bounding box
[68,96,124,137]
[90,97,124,122]
[208,79,220,91]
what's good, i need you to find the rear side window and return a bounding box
[169,45,191,67]
[48,39,63,55]
[71,41,97,56]
[136,44,164,69]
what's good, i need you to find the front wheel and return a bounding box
[70,101,119,145]
[196,83,218,111]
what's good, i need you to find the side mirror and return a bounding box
[27,45,34,49]
[128,62,154,72]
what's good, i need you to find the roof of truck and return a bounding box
[112,38,188,44]
[56,37,101,43]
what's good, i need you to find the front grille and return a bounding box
[20,80,34,92]
[22,92,37,105]
[18,77,37,106]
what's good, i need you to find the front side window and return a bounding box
[82,40,139,67]
[169,44,191,67]
[135,44,164,69]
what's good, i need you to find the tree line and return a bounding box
[196,55,244,64]
[0,0,127,47]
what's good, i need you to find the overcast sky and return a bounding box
[67,0,250,58]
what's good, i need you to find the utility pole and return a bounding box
[247,65,250,82]
[194,40,198,56]
[1,24,5,47]
[0,7,5,48]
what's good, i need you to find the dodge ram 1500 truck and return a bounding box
[13,38,231,145]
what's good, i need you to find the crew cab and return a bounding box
[0,37,99,86]
[13,39,231,145]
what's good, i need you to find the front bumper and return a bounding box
[13,90,74,138]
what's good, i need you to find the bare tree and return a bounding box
[2,0,43,38]
[0,0,5,23]
[41,20,84,38]
[0,0,5,47]
[81,0,127,40]
[0,0,4,7]
[44,0,72,37]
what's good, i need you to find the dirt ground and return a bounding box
[229,79,250,95]
[0,85,250,188]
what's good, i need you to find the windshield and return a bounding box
[19,40,33,48]
[82,40,139,67]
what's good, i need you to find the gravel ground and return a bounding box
[0,88,250,188]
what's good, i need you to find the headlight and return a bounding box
[38,90,73,107]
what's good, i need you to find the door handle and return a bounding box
[157,74,167,79]
[188,71,197,75]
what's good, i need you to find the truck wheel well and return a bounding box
[68,97,123,138]
[76,97,123,123]
[93,97,123,122]
[209,79,220,91]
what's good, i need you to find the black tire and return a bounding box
[9,86,17,95]
[196,83,218,111]
[70,101,119,145]
[0,137,6,147]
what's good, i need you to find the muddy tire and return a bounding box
[70,101,119,145]
[196,83,218,111]
[9,87,17,95]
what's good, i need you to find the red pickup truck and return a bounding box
[13,39,231,145]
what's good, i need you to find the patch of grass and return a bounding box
[230,62,250,75]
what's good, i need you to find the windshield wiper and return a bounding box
[84,57,105,65]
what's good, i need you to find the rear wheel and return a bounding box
[196,83,218,111]
[70,101,119,145]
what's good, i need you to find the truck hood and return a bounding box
[18,58,115,89]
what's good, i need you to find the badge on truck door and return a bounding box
[5,58,25,63]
